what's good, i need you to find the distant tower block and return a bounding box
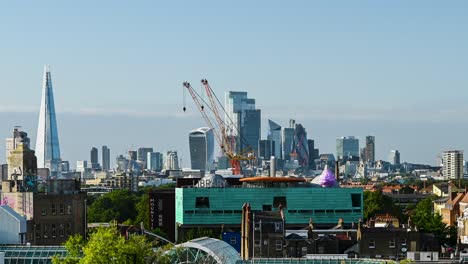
[35,65,62,178]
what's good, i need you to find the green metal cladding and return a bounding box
[176,187,363,225]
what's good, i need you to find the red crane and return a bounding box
[183,80,255,175]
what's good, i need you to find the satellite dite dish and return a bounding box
[401,247,407,253]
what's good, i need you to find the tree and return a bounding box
[363,190,402,220]
[53,227,153,264]
[411,197,456,247]
[87,190,139,223]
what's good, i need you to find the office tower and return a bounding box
[147,152,163,171]
[137,147,153,163]
[224,91,261,155]
[365,136,375,163]
[128,151,137,161]
[5,127,31,160]
[101,146,110,171]
[336,136,359,160]
[165,151,179,170]
[360,148,366,161]
[282,127,294,161]
[307,139,319,170]
[267,120,282,159]
[443,150,464,180]
[60,161,70,172]
[189,127,214,172]
[389,150,400,165]
[291,123,309,167]
[35,65,61,177]
[116,155,129,172]
[76,160,87,173]
[259,140,274,160]
[90,147,100,170]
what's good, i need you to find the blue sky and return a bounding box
[1,1,467,167]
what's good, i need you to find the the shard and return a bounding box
[35,65,61,177]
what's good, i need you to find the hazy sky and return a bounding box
[1,1,467,167]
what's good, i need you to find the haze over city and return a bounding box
[1,1,468,167]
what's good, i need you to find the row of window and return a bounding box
[34,223,72,239]
[368,238,407,249]
[184,209,361,215]
[41,204,72,216]
[254,240,283,251]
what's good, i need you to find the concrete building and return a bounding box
[189,127,214,172]
[90,147,100,170]
[101,145,110,171]
[166,151,179,170]
[5,127,30,161]
[336,137,359,161]
[389,150,400,165]
[443,150,464,180]
[364,136,375,163]
[35,65,62,178]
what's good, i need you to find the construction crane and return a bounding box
[183,79,255,175]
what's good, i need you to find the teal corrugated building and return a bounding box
[175,185,363,241]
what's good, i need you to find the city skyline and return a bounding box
[1,1,467,167]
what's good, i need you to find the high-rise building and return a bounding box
[189,127,214,172]
[267,120,282,159]
[137,148,153,163]
[116,155,128,172]
[147,152,163,171]
[90,147,100,170]
[282,126,295,161]
[307,139,319,170]
[389,150,400,165]
[102,146,110,171]
[224,91,261,155]
[165,151,179,170]
[128,151,137,161]
[365,136,375,163]
[336,136,359,160]
[291,123,309,167]
[258,140,274,160]
[5,127,31,160]
[35,65,61,177]
[443,150,464,180]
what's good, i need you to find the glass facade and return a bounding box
[336,136,359,160]
[189,127,215,171]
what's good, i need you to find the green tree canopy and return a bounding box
[87,190,139,223]
[363,190,402,220]
[53,227,153,264]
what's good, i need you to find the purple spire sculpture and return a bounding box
[319,168,337,187]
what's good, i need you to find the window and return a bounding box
[212,210,223,214]
[158,215,163,227]
[275,222,282,232]
[351,194,361,207]
[59,224,64,237]
[41,208,47,216]
[44,224,49,238]
[230,237,237,245]
[51,204,56,215]
[389,238,395,248]
[52,224,56,238]
[276,240,283,251]
[302,247,308,257]
[66,204,72,215]
[35,224,41,239]
[263,204,272,211]
[233,210,242,214]
[369,238,375,248]
[401,238,407,246]
[66,223,72,235]
[195,197,210,208]
[158,199,163,211]
[59,204,64,215]
[273,196,287,208]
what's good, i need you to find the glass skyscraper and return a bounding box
[189,127,215,172]
[336,136,359,160]
[267,119,282,159]
[35,65,61,177]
